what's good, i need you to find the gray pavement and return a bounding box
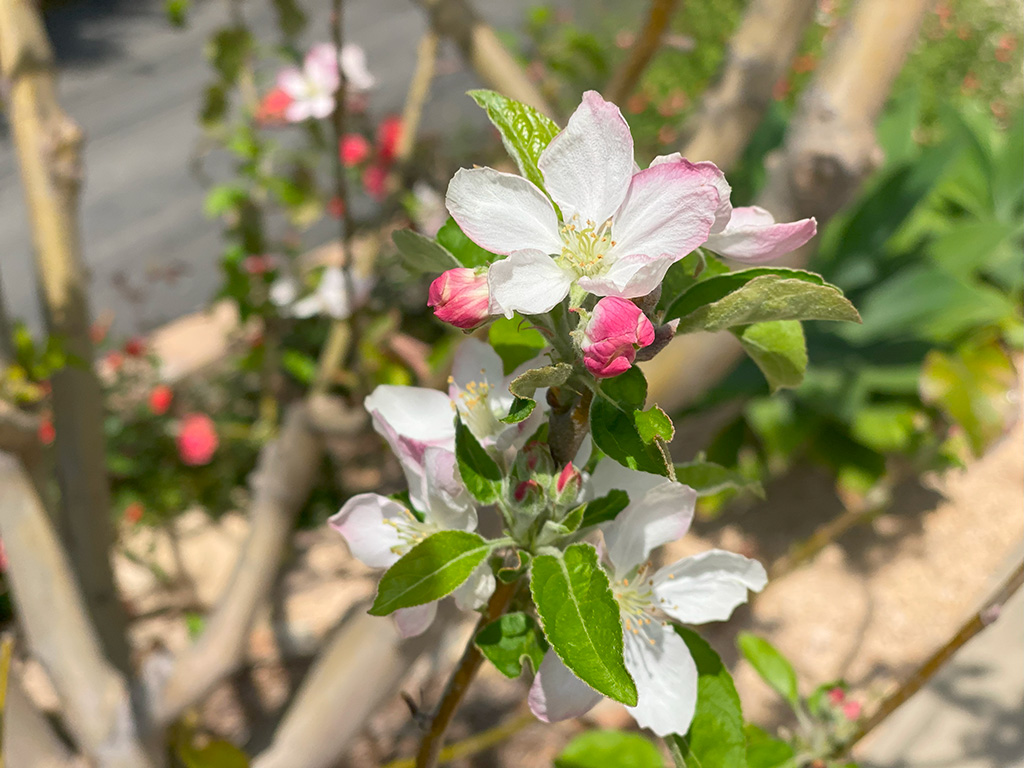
[859,554,1024,768]
[0,0,534,335]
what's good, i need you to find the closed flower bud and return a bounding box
[149,384,174,416]
[428,268,492,330]
[581,296,655,378]
[555,462,582,496]
[177,414,218,466]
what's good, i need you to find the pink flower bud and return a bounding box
[581,297,655,379]
[513,479,541,503]
[556,462,581,495]
[339,133,371,167]
[255,87,293,125]
[177,414,219,466]
[843,700,862,721]
[827,687,846,705]
[149,384,174,416]
[428,268,491,330]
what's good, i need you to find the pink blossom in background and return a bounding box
[580,296,654,378]
[243,254,275,275]
[149,385,174,416]
[327,196,345,219]
[843,700,862,720]
[105,351,125,373]
[340,133,371,167]
[428,268,491,330]
[177,414,219,466]
[827,687,846,705]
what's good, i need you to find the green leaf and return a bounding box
[281,350,318,385]
[664,267,827,322]
[391,229,461,274]
[164,0,191,27]
[735,321,808,392]
[455,419,502,503]
[555,730,664,768]
[635,405,674,444]
[369,531,492,616]
[474,612,548,678]
[920,339,1018,456]
[501,396,537,424]
[437,217,497,269]
[509,363,573,400]
[737,633,800,708]
[531,543,637,705]
[744,724,795,768]
[489,314,549,375]
[578,489,630,528]
[674,459,763,499]
[468,89,560,193]
[591,369,669,476]
[271,0,307,37]
[674,277,861,333]
[671,627,746,768]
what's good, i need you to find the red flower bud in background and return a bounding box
[105,351,125,373]
[428,268,491,330]
[827,687,846,705]
[38,418,55,445]
[255,87,293,125]
[149,384,174,416]
[327,196,346,219]
[177,413,219,466]
[376,116,403,165]
[340,133,371,167]
[124,502,144,525]
[842,700,862,721]
[580,297,655,379]
[124,336,146,357]
[362,164,388,201]
[243,254,275,275]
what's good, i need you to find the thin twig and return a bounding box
[387,29,440,195]
[382,709,534,768]
[768,503,877,581]
[415,580,518,768]
[604,0,681,105]
[840,561,1024,757]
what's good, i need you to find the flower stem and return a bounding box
[414,579,518,768]
[664,735,686,767]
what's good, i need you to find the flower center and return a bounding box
[612,562,660,647]
[558,215,616,277]
[382,508,432,555]
[450,374,503,440]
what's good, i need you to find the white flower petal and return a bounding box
[487,249,574,318]
[445,168,562,256]
[452,562,496,610]
[393,602,437,638]
[340,44,375,92]
[528,650,604,722]
[290,294,322,318]
[704,206,817,263]
[538,91,634,223]
[596,468,696,574]
[450,338,505,398]
[365,385,455,447]
[609,162,721,273]
[328,493,406,568]
[623,622,697,737]
[284,100,314,123]
[269,276,298,307]
[576,252,677,299]
[421,446,476,531]
[653,549,767,624]
[276,67,306,98]
[306,94,336,120]
[304,43,341,93]
[649,155,733,233]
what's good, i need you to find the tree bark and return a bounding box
[646,0,931,412]
[682,0,817,170]
[0,454,153,767]
[0,0,128,669]
[415,0,556,118]
[604,0,681,106]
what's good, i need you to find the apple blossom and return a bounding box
[428,268,492,329]
[446,91,723,316]
[528,459,767,736]
[649,153,817,263]
[270,267,374,320]
[580,296,655,378]
[340,133,371,166]
[149,384,174,416]
[276,43,375,123]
